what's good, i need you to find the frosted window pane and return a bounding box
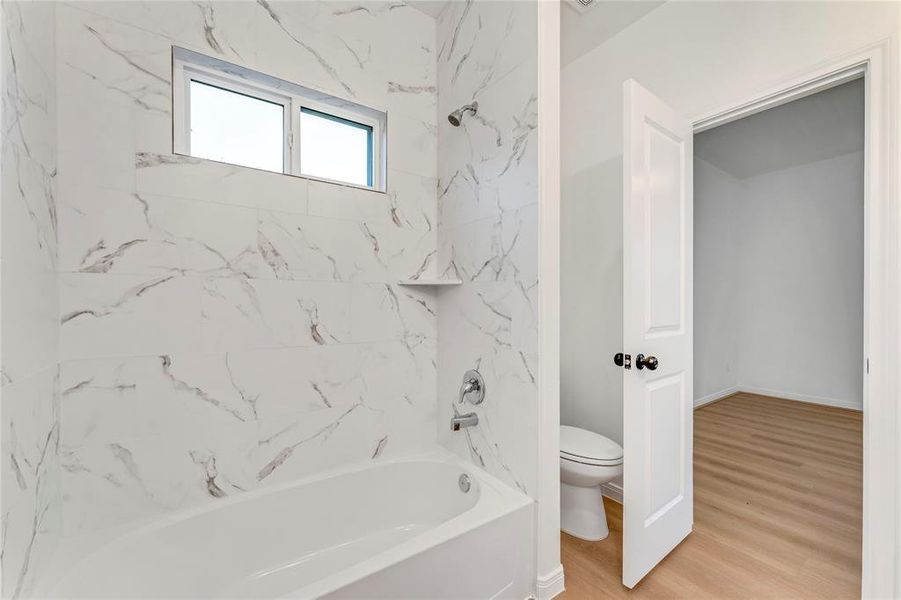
[189,80,284,173]
[300,108,372,187]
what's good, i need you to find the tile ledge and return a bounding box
[396,279,463,287]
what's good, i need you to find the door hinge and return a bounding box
[866,357,869,374]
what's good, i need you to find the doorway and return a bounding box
[691,78,865,597]
[560,66,879,598]
[552,2,901,593]
[694,78,865,413]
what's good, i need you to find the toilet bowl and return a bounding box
[560,425,623,541]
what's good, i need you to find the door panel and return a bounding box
[646,123,685,334]
[645,373,685,524]
[622,79,694,589]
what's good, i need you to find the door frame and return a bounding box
[536,1,564,599]
[538,35,899,599]
[689,40,898,599]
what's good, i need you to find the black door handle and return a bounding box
[613,353,631,369]
[636,354,658,371]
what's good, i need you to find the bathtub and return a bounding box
[47,450,534,599]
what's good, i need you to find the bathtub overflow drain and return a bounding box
[458,474,472,493]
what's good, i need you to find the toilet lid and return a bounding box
[560,426,623,466]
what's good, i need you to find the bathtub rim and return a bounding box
[44,447,533,598]
[288,452,533,598]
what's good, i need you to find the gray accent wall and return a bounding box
[694,150,865,409]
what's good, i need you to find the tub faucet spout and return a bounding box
[451,412,479,431]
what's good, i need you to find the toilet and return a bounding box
[560,425,624,541]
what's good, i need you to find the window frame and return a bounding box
[296,103,378,189]
[173,51,385,192]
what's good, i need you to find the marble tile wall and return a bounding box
[54,1,439,541]
[435,1,540,496]
[1,1,61,597]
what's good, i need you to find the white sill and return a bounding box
[171,151,388,195]
[397,279,463,287]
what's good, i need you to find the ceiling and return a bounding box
[695,78,865,180]
[407,0,448,20]
[409,1,666,66]
[562,0,665,66]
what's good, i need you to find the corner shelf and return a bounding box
[397,279,463,287]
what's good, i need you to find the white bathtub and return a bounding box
[47,451,534,599]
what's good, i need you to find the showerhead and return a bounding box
[448,101,478,127]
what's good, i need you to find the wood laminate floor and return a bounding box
[560,392,863,599]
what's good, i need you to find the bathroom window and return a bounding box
[300,108,373,187]
[173,47,386,191]
[188,80,286,173]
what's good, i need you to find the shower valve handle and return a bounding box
[458,370,486,405]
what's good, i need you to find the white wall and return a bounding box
[693,158,741,403]
[694,152,864,409]
[737,152,864,408]
[1,2,61,597]
[561,0,899,445]
[560,155,622,441]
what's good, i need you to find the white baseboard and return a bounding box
[536,564,565,600]
[693,385,862,411]
[737,385,862,411]
[600,481,623,504]
[694,386,740,408]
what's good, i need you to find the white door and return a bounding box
[621,79,694,588]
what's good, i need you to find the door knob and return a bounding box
[614,353,632,369]
[635,354,658,371]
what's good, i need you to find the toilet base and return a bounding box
[560,482,609,541]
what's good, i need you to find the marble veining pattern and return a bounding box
[53,0,439,548]
[435,1,540,497]
[2,3,542,593]
[2,2,61,597]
